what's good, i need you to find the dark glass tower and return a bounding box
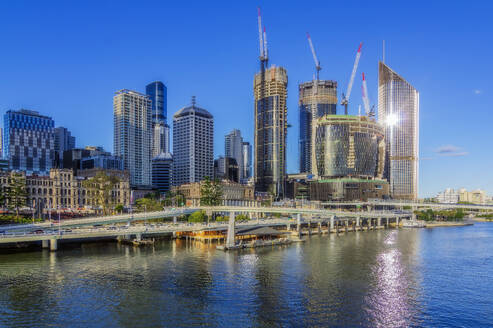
[146,81,167,124]
[298,80,337,174]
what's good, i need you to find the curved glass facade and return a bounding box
[314,115,385,179]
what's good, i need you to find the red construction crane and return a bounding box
[341,42,362,115]
[361,72,376,117]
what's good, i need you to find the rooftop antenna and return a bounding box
[382,40,385,63]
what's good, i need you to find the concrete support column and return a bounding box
[42,240,49,249]
[173,216,177,224]
[345,220,348,233]
[377,218,381,227]
[386,218,389,228]
[330,216,335,231]
[297,213,301,232]
[318,222,322,234]
[356,216,360,227]
[50,239,58,251]
[396,217,400,228]
[336,221,339,235]
[226,212,236,248]
[135,233,142,241]
[172,231,177,238]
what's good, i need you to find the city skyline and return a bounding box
[0,1,491,197]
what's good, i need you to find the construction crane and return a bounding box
[263,26,268,63]
[361,72,376,118]
[341,42,362,115]
[257,7,264,68]
[306,33,321,80]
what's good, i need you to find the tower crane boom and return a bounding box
[341,42,362,115]
[362,72,371,116]
[263,26,268,62]
[306,32,321,80]
[257,7,264,60]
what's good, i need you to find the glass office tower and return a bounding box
[146,81,167,124]
[378,62,419,200]
[3,109,55,175]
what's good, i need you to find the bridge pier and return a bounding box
[135,233,142,241]
[42,240,49,249]
[297,213,301,232]
[226,212,236,248]
[50,239,58,251]
[330,216,335,231]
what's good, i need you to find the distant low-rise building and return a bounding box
[435,188,460,204]
[434,188,487,205]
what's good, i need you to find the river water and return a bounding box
[0,222,492,327]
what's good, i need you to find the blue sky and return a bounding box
[0,0,491,198]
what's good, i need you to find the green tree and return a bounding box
[135,197,162,212]
[163,190,185,207]
[6,173,27,218]
[200,177,223,206]
[188,210,206,223]
[114,204,124,214]
[82,171,120,215]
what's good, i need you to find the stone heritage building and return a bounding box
[172,180,257,207]
[0,168,130,211]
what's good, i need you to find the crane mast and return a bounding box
[341,42,362,115]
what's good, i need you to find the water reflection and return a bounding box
[1,225,492,327]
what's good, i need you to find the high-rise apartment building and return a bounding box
[3,109,55,175]
[172,97,213,186]
[254,66,288,197]
[113,89,152,186]
[225,129,244,182]
[54,126,76,166]
[0,127,3,159]
[152,122,170,156]
[378,62,419,200]
[298,80,337,173]
[242,141,252,182]
[146,81,170,157]
[152,152,173,194]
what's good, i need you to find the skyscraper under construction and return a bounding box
[378,62,419,200]
[253,9,288,198]
[299,80,337,173]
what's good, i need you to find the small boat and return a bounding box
[401,219,426,228]
[132,239,155,246]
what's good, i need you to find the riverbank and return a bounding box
[425,221,474,228]
[470,217,493,222]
